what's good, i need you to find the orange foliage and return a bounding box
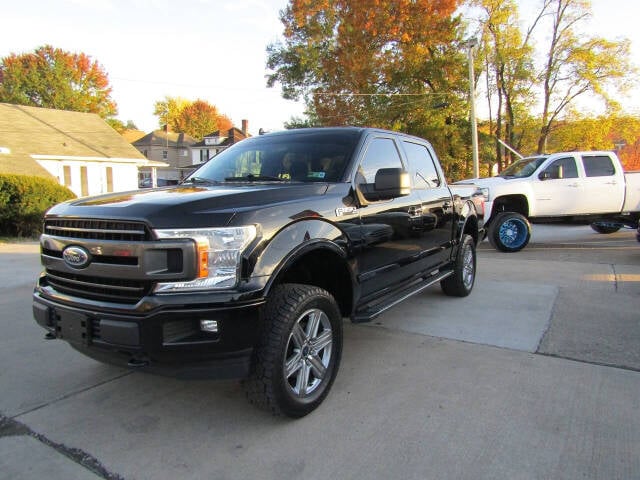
[618,143,640,171]
[283,0,461,126]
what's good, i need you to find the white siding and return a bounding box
[36,159,139,197]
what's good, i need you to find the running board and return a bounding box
[352,270,453,323]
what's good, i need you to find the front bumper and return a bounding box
[33,290,264,379]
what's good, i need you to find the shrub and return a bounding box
[0,174,75,237]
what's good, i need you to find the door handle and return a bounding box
[567,183,579,187]
[605,181,617,185]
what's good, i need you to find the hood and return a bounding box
[46,183,330,229]
[455,176,514,188]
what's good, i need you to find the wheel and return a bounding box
[243,284,342,417]
[590,222,621,234]
[441,234,476,297]
[488,212,531,252]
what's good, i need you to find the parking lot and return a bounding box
[1,225,639,480]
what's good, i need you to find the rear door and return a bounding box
[579,154,625,213]
[401,140,454,269]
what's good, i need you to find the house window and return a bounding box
[80,166,88,196]
[162,150,168,159]
[63,166,71,186]
[106,167,113,192]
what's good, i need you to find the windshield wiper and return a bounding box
[224,174,285,182]
[182,177,218,185]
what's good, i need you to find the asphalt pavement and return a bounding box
[1,225,639,480]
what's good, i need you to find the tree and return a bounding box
[153,96,233,140]
[534,0,635,153]
[267,0,474,178]
[475,0,538,170]
[153,96,190,131]
[0,45,117,118]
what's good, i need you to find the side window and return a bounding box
[543,157,578,180]
[356,137,403,185]
[403,141,440,188]
[582,155,615,177]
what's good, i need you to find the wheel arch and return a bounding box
[249,218,356,317]
[490,194,530,222]
[265,244,355,318]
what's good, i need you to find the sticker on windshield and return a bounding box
[308,171,326,179]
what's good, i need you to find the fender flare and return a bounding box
[249,218,357,298]
[456,199,481,245]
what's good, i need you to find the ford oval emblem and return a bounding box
[62,246,91,269]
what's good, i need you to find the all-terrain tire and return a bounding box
[243,284,342,418]
[441,234,476,297]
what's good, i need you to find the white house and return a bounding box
[0,103,167,196]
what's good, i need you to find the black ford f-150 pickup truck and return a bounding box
[33,127,482,417]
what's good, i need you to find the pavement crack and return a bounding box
[536,352,640,374]
[12,370,133,419]
[0,414,125,479]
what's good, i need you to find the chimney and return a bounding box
[242,119,248,137]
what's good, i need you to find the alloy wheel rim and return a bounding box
[283,308,333,398]
[462,245,475,289]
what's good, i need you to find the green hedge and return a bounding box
[0,174,76,237]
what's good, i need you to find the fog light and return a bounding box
[200,320,219,333]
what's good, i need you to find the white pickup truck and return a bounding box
[458,151,640,251]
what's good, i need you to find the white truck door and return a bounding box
[532,156,584,216]
[579,154,625,214]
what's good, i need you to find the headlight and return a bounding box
[153,226,257,292]
[480,187,490,201]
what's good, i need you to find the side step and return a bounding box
[352,270,453,323]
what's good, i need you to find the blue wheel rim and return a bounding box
[498,218,528,248]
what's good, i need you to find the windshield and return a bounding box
[184,130,359,184]
[499,156,547,178]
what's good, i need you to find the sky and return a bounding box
[1,0,639,136]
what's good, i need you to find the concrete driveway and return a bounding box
[1,225,639,480]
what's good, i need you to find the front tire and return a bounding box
[441,234,476,297]
[488,212,531,252]
[243,284,343,418]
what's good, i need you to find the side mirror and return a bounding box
[539,171,551,181]
[371,168,410,200]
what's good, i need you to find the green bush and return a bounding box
[0,174,76,237]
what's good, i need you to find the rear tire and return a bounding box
[243,284,342,418]
[441,234,476,297]
[590,222,621,234]
[488,212,531,252]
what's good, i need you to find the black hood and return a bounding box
[46,183,329,229]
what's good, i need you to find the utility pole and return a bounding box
[466,38,480,178]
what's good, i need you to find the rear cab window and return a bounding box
[582,155,616,177]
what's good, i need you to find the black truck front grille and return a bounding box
[44,219,152,242]
[45,269,152,304]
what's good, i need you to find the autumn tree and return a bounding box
[0,45,117,118]
[267,0,475,178]
[534,0,635,153]
[153,96,190,130]
[153,96,233,140]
